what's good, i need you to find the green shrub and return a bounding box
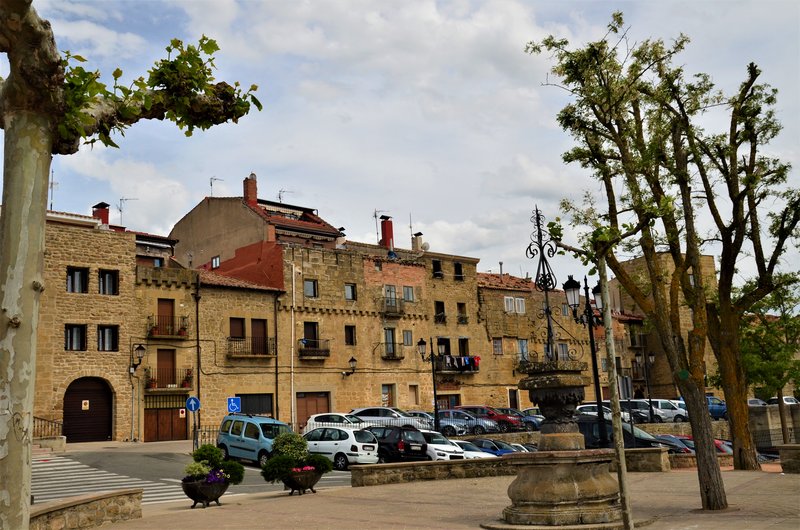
[261,454,297,483]
[192,444,224,468]
[271,432,309,461]
[306,453,333,473]
[183,461,211,481]
[219,459,245,485]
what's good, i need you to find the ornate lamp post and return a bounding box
[635,351,656,422]
[563,275,609,448]
[525,206,557,361]
[417,338,443,432]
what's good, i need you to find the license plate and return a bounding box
[363,445,375,451]
[410,444,422,451]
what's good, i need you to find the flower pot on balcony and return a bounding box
[181,479,229,508]
[146,380,157,389]
[281,470,323,495]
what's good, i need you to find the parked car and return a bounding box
[509,443,531,452]
[611,399,685,423]
[748,398,768,407]
[655,434,694,454]
[350,406,433,430]
[677,396,727,420]
[522,406,542,417]
[521,443,539,452]
[611,400,651,423]
[303,412,368,434]
[438,409,500,435]
[364,425,428,463]
[576,415,684,452]
[576,403,630,422]
[494,407,542,431]
[468,438,518,456]
[216,413,292,467]
[454,405,524,432]
[420,430,465,460]
[767,396,799,405]
[452,440,497,459]
[304,427,379,470]
[407,410,468,437]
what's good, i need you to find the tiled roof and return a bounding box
[250,204,341,238]
[198,269,281,292]
[477,272,534,291]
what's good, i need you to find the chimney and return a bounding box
[92,202,110,225]
[244,172,258,207]
[379,215,394,250]
[412,232,423,251]
[499,261,503,275]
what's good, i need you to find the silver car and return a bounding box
[407,410,468,437]
[350,406,432,430]
[438,409,500,435]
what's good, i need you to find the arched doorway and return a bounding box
[63,377,113,442]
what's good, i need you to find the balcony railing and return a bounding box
[434,354,480,373]
[381,342,406,360]
[298,338,330,358]
[144,367,193,390]
[434,313,447,324]
[457,315,468,325]
[148,315,189,338]
[382,297,404,317]
[227,337,276,357]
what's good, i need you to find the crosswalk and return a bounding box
[32,455,187,505]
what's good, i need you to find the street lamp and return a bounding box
[417,338,443,432]
[563,275,609,448]
[635,351,656,422]
[342,356,358,377]
[129,344,146,373]
[525,205,558,360]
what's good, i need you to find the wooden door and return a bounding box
[296,392,329,429]
[251,319,267,355]
[157,298,174,334]
[157,349,176,386]
[63,378,112,442]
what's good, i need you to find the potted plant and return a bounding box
[181,369,193,388]
[181,444,244,508]
[260,432,332,495]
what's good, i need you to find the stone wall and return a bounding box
[30,489,142,529]
[350,457,517,487]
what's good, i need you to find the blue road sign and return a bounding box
[185,396,200,412]
[227,397,241,413]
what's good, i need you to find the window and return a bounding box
[385,285,397,300]
[153,257,164,268]
[457,303,468,324]
[344,283,357,300]
[243,422,260,440]
[458,337,470,356]
[518,339,528,356]
[403,330,413,346]
[403,286,415,302]
[303,322,319,345]
[454,262,464,281]
[97,325,118,351]
[211,256,220,269]
[601,358,608,372]
[409,384,419,406]
[374,260,382,271]
[515,298,526,314]
[345,325,357,346]
[432,259,443,279]
[504,296,515,313]
[303,279,318,298]
[98,270,119,295]
[557,342,570,361]
[384,328,396,354]
[381,384,396,407]
[66,267,89,293]
[65,325,87,351]
[493,338,503,355]
[434,301,446,323]
[229,317,245,339]
[561,304,570,317]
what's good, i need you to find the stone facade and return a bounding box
[29,488,142,529]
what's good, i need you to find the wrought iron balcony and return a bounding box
[144,367,194,390]
[434,312,447,324]
[457,314,469,324]
[298,338,330,358]
[227,337,276,357]
[434,354,480,373]
[147,315,190,338]
[382,297,404,317]
[380,342,406,360]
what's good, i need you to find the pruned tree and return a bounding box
[528,12,798,510]
[0,2,259,527]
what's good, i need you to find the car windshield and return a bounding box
[354,430,377,443]
[402,430,425,443]
[261,423,290,439]
[344,414,364,423]
[621,422,657,440]
[456,441,482,452]
[493,440,516,450]
[424,432,448,444]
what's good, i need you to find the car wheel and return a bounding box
[333,453,349,471]
[217,444,229,460]
[442,425,456,437]
[654,416,663,423]
[377,452,387,464]
[472,425,485,435]
[499,422,510,433]
[258,450,271,468]
[525,422,535,432]
[674,415,686,423]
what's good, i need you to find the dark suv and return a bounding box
[365,425,428,463]
[454,405,524,432]
[576,415,683,452]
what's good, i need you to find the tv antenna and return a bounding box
[277,189,294,203]
[118,197,138,225]
[48,169,58,210]
[373,209,388,244]
[209,177,223,197]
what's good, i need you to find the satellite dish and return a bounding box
[421,242,430,251]
[387,251,398,260]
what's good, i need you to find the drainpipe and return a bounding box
[290,262,297,428]
[273,295,279,419]
[192,275,202,441]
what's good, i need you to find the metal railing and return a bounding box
[457,315,469,324]
[382,297,404,316]
[381,342,406,360]
[227,337,276,356]
[144,367,194,389]
[298,338,331,357]
[435,354,480,373]
[434,313,447,324]
[33,417,63,439]
[148,315,189,337]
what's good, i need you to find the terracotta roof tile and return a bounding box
[198,269,281,292]
[477,272,535,291]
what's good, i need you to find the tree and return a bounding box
[528,12,798,509]
[0,2,259,527]
[739,277,800,443]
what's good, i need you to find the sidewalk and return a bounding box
[106,466,799,529]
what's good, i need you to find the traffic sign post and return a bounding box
[186,397,201,450]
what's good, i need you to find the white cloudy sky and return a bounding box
[9,0,800,282]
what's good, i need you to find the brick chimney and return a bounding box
[412,232,423,251]
[244,172,258,207]
[379,215,394,250]
[92,202,110,225]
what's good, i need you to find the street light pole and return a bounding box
[563,275,609,448]
[636,352,655,423]
[417,338,441,432]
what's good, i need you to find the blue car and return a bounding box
[467,438,517,456]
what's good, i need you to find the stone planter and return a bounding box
[282,471,323,495]
[181,480,229,508]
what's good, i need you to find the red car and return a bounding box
[454,405,524,432]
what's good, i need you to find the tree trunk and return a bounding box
[0,110,52,530]
[716,310,760,470]
[679,382,728,510]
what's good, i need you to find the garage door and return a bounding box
[63,378,113,442]
[296,392,330,430]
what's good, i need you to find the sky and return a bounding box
[6,0,799,283]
